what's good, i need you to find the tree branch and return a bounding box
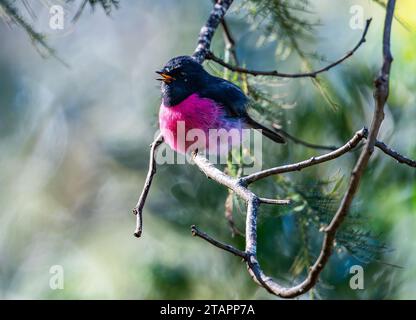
[189,150,320,297]
[190,0,397,298]
[242,128,368,184]
[272,126,416,168]
[206,19,372,78]
[192,0,234,63]
[300,1,396,294]
[189,125,366,297]
[272,125,338,151]
[133,133,164,238]
[191,225,247,259]
[259,198,291,205]
[210,0,239,65]
[220,17,239,65]
[375,140,416,167]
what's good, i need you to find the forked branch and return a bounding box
[375,140,416,167]
[191,128,367,297]
[206,19,372,78]
[189,0,399,298]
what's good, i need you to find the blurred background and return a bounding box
[0,0,415,299]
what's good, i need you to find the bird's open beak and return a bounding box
[156,71,175,84]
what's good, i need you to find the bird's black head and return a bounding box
[157,56,208,106]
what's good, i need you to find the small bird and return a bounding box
[157,56,285,154]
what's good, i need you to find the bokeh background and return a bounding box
[0,0,415,299]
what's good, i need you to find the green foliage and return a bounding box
[148,262,191,299]
[0,0,120,63]
[68,0,120,22]
[246,82,285,125]
[292,179,390,264]
[242,0,316,42]
[82,0,119,14]
[0,0,60,62]
[236,0,341,110]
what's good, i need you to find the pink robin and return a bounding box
[157,56,285,154]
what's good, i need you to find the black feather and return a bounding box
[245,116,286,144]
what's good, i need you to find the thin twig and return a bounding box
[243,128,368,184]
[220,18,239,65]
[273,126,416,167]
[259,198,291,205]
[206,19,372,78]
[211,0,239,65]
[191,225,247,259]
[272,125,338,151]
[133,133,164,237]
[375,140,416,167]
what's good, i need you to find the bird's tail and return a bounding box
[245,116,286,144]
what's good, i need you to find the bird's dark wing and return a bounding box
[198,76,249,118]
[199,76,285,144]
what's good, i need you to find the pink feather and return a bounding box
[159,93,243,154]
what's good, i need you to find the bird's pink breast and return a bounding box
[159,93,242,154]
